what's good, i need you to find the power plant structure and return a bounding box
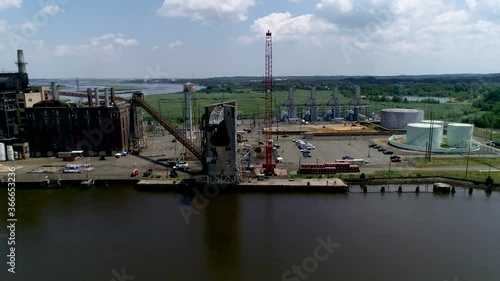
[278,85,368,123]
[281,87,297,121]
[0,49,147,158]
[347,85,368,122]
[203,101,238,183]
[325,86,344,122]
[26,84,146,157]
[303,87,320,122]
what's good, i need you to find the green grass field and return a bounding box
[144,89,479,123]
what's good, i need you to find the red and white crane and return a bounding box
[263,30,276,175]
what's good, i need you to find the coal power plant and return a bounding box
[0,50,147,158]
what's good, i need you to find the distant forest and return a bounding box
[130,74,500,129]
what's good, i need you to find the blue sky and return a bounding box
[0,0,500,78]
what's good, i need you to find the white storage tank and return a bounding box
[0,143,5,161]
[420,120,445,135]
[406,123,443,148]
[380,109,424,130]
[6,145,14,161]
[446,123,474,147]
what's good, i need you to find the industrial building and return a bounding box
[0,49,147,158]
[204,101,238,183]
[25,85,146,157]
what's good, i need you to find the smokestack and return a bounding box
[288,87,294,99]
[16,50,27,74]
[104,88,110,107]
[87,88,93,107]
[110,88,115,105]
[354,85,361,99]
[333,87,338,98]
[311,87,317,99]
[94,88,100,106]
[51,82,59,101]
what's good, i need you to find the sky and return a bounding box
[0,0,499,79]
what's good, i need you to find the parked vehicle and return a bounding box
[174,162,189,170]
[390,155,400,159]
[63,164,81,173]
[391,157,401,162]
[131,169,139,177]
[383,150,394,155]
[369,143,377,148]
[378,147,385,152]
[342,156,353,160]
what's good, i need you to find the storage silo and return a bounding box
[6,145,14,161]
[446,123,474,147]
[0,143,5,161]
[380,109,424,130]
[406,123,443,148]
[420,120,445,135]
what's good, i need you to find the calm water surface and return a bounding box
[1,187,499,281]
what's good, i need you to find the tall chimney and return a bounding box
[104,88,110,107]
[94,88,100,106]
[16,50,27,74]
[354,85,361,99]
[333,86,338,98]
[110,88,115,104]
[87,88,93,107]
[51,82,59,100]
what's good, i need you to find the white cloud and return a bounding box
[433,10,469,25]
[21,21,37,32]
[114,37,139,46]
[168,40,183,50]
[55,33,138,56]
[465,0,477,9]
[0,20,9,33]
[156,0,256,24]
[0,0,22,10]
[237,0,500,63]
[316,0,353,13]
[238,12,338,44]
[152,45,159,51]
[40,5,65,16]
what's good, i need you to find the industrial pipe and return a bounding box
[87,88,93,107]
[94,88,99,106]
[51,82,58,101]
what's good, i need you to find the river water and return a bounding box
[1,186,499,281]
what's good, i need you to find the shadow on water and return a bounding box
[204,194,240,281]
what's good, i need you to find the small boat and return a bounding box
[433,182,452,194]
[41,176,64,189]
[80,178,95,188]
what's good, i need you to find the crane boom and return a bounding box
[263,30,276,175]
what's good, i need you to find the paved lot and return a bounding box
[2,121,498,182]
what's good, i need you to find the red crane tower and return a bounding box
[263,30,276,175]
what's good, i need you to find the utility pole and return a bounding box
[465,139,471,179]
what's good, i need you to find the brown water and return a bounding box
[1,186,500,281]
